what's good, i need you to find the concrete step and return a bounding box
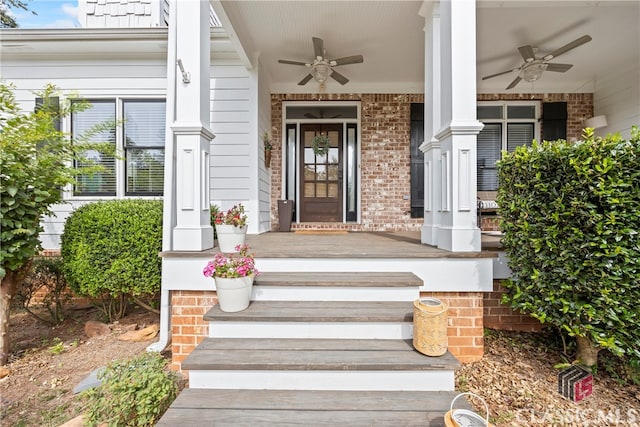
[157,389,472,426]
[184,338,457,391]
[206,300,415,339]
[251,272,421,301]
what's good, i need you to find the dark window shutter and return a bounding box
[410,103,424,218]
[35,97,60,131]
[542,102,567,141]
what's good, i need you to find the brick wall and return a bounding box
[420,291,485,363]
[483,280,543,332]
[169,290,485,370]
[270,93,425,231]
[170,290,218,372]
[270,92,592,230]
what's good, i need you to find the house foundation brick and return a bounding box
[170,290,217,372]
[419,291,484,363]
[483,280,543,332]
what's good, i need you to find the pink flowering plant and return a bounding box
[203,244,258,278]
[213,204,247,227]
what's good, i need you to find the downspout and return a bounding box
[148,0,177,353]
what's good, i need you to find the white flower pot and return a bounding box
[214,274,254,312]
[215,224,247,253]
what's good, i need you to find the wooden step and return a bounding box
[157,389,472,426]
[205,300,414,322]
[206,300,416,339]
[251,272,421,301]
[184,338,457,391]
[254,272,422,287]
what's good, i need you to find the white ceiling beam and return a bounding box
[210,0,255,69]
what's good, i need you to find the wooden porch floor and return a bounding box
[241,231,500,259]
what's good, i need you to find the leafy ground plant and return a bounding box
[81,352,180,427]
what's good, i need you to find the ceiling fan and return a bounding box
[482,35,592,90]
[278,36,364,90]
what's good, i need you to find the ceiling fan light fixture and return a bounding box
[312,63,330,84]
[522,62,548,82]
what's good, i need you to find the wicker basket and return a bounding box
[412,297,448,356]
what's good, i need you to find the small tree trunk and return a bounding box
[0,272,19,366]
[576,336,601,367]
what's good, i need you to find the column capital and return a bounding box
[171,122,215,140]
[435,120,484,140]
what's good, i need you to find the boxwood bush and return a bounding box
[497,127,640,366]
[60,199,162,320]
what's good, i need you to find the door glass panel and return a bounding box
[328,183,339,198]
[304,148,316,163]
[304,165,315,180]
[304,182,315,196]
[316,183,327,197]
[328,165,339,180]
[346,125,357,221]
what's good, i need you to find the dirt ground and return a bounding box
[0,307,163,427]
[1,308,639,426]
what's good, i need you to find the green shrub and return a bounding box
[497,127,640,365]
[15,256,70,325]
[60,199,162,320]
[81,352,180,426]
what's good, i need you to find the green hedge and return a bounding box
[60,199,162,318]
[497,127,640,360]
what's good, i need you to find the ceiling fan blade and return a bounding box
[546,63,573,73]
[544,35,592,60]
[518,45,536,62]
[278,59,308,66]
[506,76,522,90]
[331,55,364,66]
[330,70,349,85]
[312,37,324,59]
[482,67,520,80]
[298,74,314,85]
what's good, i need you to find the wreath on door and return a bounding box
[312,134,331,156]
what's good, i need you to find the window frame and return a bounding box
[122,99,167,197]
[477,101,540,191]
[68,96,166,199]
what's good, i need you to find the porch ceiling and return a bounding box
[215,0,640,94]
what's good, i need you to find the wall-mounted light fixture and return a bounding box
[176,59,191,84]
[583,115,608,129]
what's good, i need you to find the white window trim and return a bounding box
[477,100,541,151]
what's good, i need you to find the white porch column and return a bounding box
[171,0,214,251]
[434,0,483,252]
[420,2,441,246]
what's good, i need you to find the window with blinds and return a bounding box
[477,102,538,191]
[71,98,166,197]
[124,100,166,195]
[72,100,117,196]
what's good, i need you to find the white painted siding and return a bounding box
[3,45,259,249]
[209,58,256,227]
[257,58,273,232]
[3,56,167,249]
[593,61,640,139]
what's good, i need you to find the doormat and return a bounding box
[294,230,348,235]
